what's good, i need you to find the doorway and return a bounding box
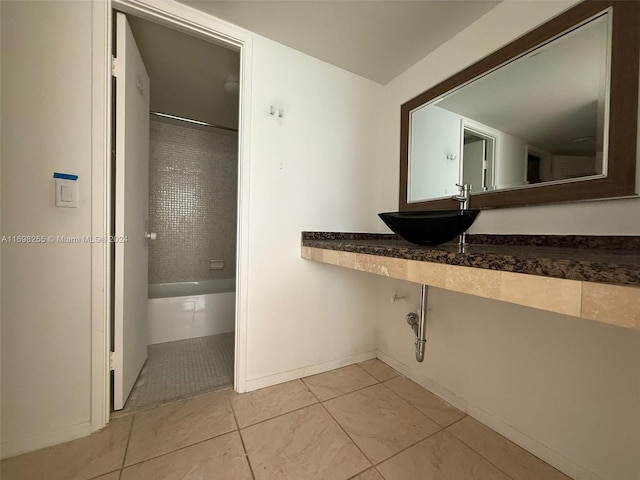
[111,10,241,412]
[462,127,496,192]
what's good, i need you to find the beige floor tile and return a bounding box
[124,390,236,466]
[324,384,441,464]
[448,417,572,480]
[303,364,378,401]
[121,431,252,480]
[350,468,384,479]
[92,473,121,480]
[384,376,465,427]
[241,404,371,480]
[230,379,317,428]
[0,416,132,480]
[358,359,400,382]
[377,430,510,480]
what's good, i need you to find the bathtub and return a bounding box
[148,278,236,345]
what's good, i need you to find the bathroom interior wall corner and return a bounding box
[374,2,640,479]
[0,0,3,458]
[1,0,93,457]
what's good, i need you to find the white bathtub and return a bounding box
[148,279,236,345]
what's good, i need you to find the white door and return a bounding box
[462,139,486,192]
[113,12,150,410]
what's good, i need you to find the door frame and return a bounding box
[90,0,253,430]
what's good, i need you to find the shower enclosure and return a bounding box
[125,116,238,411]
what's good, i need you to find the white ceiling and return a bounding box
[436,13,608,154]
[128,15,240,129]
[127,1,502,127]
[178,0,501,85]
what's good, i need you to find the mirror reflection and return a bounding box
[408,12,610,203]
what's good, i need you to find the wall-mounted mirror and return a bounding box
[400,1,639,211]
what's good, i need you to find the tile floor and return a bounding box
[1,359,572,480]
[124,333,234,412]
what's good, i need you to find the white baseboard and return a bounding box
[244,350,377,392]
[375,350,602,480]
[467,406,603,480]
[1,420,92,460]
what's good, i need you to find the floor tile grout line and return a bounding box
[236,428,259,480]
[378,380,465,430]
[302,377,323,403]
[85,468,123,480]
[453,439,518,480]
[112,384,233,418]
[445,426,521,480]
[300,363,380,394]
[369,414,521,479]
[353,362,383,381]
[318,401,375,471]
[368,415,470,469]
[301,377,381,403]
[370,424,448,468]
[345,465,387,480]
[236,398,321,430]
[300,368,457,468]
[119,426,239,470]
[377,381,448,425]
[357,360,402,383]
[233,375,392,431]
[228,394,257,480]
[123,391,238,467]
[448,421,573,480]
[345,467,378,480]
[120,414,136,472]
[373,466,386,479]
[232,360,396,428]
[443,414,468,430]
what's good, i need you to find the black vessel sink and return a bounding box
[378,210,480,246]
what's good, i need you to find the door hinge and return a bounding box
[109,351,115,371]
[111,55,118,77]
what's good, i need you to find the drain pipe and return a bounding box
[405,284,428,362]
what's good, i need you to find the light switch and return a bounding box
[55,179,79,208]
[60,185,73,202]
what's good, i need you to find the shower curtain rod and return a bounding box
[150,111,239,132]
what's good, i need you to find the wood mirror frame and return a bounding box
[400,1,639,211]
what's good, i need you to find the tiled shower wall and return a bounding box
[148,119,238,285]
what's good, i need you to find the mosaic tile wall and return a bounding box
[148,120,238,285]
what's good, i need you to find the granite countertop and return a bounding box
[301,232,640,287]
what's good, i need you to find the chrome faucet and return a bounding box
[451,183,471,210]
[451,183,472,248]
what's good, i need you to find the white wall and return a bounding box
[494,131,526,189]
[3,2,639,476]
[0,0,385,456]
[244,35,384,387]
[409,105,461,200]
[1,1,94,457]
[0,0,3,461]
[377,284,640,480]
[375,1,640,479]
